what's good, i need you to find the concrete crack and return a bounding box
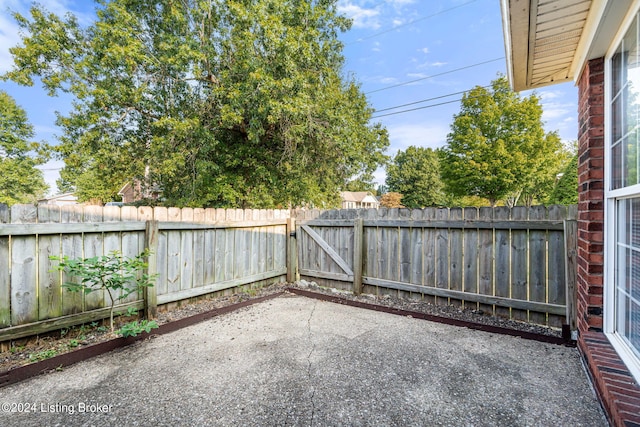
[306,300,317,427]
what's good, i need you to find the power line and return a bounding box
[365,57,504,94]
[371,91,492,119]
[371,98,465,118]
[374,85,491,113]
[345,0,479,45]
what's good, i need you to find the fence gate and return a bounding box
[294,207,577,330]
[297,221,357,285]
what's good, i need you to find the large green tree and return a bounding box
[385,146,443,208]
[4,0,388,207]
[0,90,48,205]
[439,76,564,207]
[548,152,578,205]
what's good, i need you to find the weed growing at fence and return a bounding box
[28,349,58,362]
[51,250,158,334]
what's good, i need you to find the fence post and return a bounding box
[144,220,159,319]
[287,217,297,283]
[353,218,364,295]
[564,217,578,338]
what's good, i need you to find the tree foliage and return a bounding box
[379,192,404,208]
[385,146,443,208]
[548,152,578,205]
[0,90,48,205]
[439,76,565,207]
[4,0,388,207]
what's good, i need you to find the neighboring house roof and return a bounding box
[340,191,378,204]
[37,192,78,206]
[500,0,630,91]
[117,182,132,196]
[340,191,372,202]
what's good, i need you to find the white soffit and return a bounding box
[503,0,596,91]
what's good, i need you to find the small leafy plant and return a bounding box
[117,319,159,338]
[29,349,58,362]
[51,250,157,333]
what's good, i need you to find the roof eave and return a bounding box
[501,0,618,92]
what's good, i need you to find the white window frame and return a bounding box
[604,0,640,383]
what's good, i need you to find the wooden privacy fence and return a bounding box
[0,203,579,342]
[0,204,290,342]
[293,206,578,329]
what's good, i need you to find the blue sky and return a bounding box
[0,0,579,194]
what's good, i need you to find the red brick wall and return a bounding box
[577,57,605,335]
[576,56,640,427]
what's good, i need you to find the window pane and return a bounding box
[632,249,640,300]
[613,47,624,96]
[616,197,640,360]
[613,93,624,143]
[634,198,640,247]
[630,299,640,357]
[612,139,625,189]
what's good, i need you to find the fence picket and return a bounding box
[61,207,84,315]
[478,207,494,316]
[511,206,529,321]
[154,207,169,297]
[529,206,548,325]
[463,207,478,310]
[166,208,182,295]
[435,208,449,306]
[449,208,463,307]
[0,233,9,327]
[410,209,424,300]
[398,209,412,300]
[495,207,511,319]
[193,208,206,289]
[423,208,436,304]
[36,205,62,321]
[548,205,567,328]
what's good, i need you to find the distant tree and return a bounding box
[379,192,404,208]
[0,90,48,205]
[440,76,565,207]
[4,0,388,207]
[376,184,388,196]
[385,146,443,208]
[548,153,578,205]
[343,177,376,193]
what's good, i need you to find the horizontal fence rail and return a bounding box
[0,204,290,342]
[293,206,578,329]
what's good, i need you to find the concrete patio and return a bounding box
[0,293,607,426]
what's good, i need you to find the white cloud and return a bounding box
[392,18,403,27]
[540,99,575,122]
[0,3,23,73]
[387,0,416,6]
[338,2,381,29]
[537,90,564,101]
[414,60,448,70]
[418,47,429,54]
[379,76,398,84]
